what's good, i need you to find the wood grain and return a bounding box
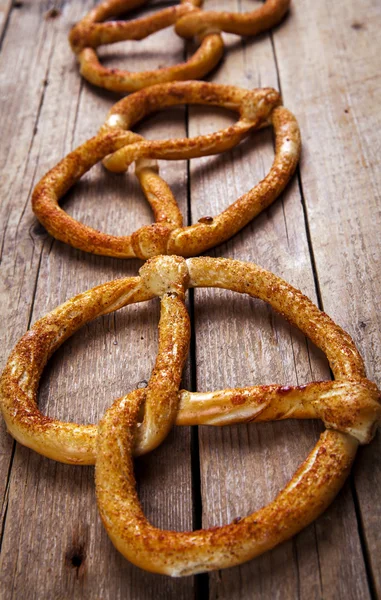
[188,0,372,598]
[0,0,73,532]
[273,0,381,596]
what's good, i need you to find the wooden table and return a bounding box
[1,0,380,598]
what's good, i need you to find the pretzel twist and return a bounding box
[1,256,380,575]
[69,0,290,92]
[32,81,300,259]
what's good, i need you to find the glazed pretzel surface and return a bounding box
[69,0,290,92]
[32,81,300,259]
[1,256,380,576]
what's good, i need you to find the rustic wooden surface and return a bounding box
[0,0,380,598]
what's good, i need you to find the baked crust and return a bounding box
[69,0,290,92]
[32,81,300,259]
[1,256,380,576]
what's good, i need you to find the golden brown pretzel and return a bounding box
[32,81,300,259]
[1,256,380,576]
[2,255,379,462]
[69,0,224,92]
[69,0,290,93]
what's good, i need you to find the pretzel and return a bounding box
[1,256,380,576]
[69,0,224,92]
[69,0,290,93]
[32,81,300,259]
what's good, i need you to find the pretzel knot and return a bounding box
[32,81,300,259]
[69,0,290,92]
[1,256,380,576]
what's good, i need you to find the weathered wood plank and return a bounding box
[189,0,371,598]
[0,0,80,532]
[0,1,193,598]
[273,0,381,595]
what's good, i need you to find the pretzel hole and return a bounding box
[187,112,273,218]
[194,290,327,387]
[59,136,182,240]
[130,105,237,141]
[59,166,153,237]
[134,105,186,143]
[38,301,160,424]
[199,421,323,528]
[36,299,191,530]
[190,290,325,526]
[134,426,192,530]
[99,41,182,73]
[98,6,184,70]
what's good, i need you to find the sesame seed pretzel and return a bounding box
[1,256,379,576]
[32,81,300,259]
[69,0,224,93]
[69,0,290,93]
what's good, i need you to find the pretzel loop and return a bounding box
[167,104,300,257]
[101,82,281,172]
[70,0,197,51]
[32,132,183,258]
[96,393,358,576]
[69,0,224,93]
[0,256,191,462]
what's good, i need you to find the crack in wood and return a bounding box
[351,474,377,600]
